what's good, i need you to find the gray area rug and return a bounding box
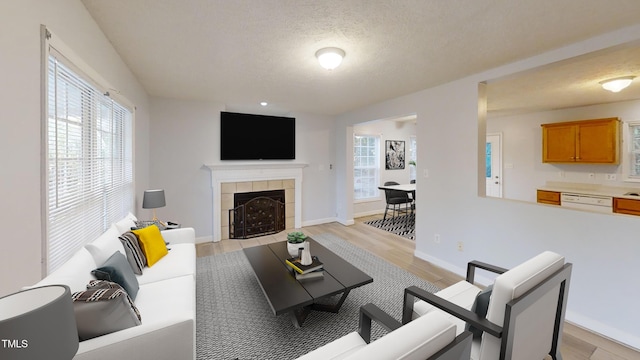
[196,232,439,360]
[363,214,415,240]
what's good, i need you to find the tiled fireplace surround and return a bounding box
[222,180,294,239]
[206,164,305,242]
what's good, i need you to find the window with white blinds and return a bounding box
[46,50,134,273]
[354,134,380,200]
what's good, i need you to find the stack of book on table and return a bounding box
[285,256,324,280]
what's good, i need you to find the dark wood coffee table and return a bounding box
[243,237,373,327]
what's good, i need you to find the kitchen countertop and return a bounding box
[538,181,640,199]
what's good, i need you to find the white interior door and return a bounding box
[486,133,503,197]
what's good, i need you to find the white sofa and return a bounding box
[31,214,196,360]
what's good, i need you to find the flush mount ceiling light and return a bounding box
[315,47,345,70]
[260,101,268,106]
[599,76,636,93]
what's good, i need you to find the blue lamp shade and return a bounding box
[142,189,166,209]
[0,285,78,360]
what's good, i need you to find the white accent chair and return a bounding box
[403,251,572,360]
[296,304,473,360]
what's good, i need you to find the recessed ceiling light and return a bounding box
[315,47,345,70]
[599,76,636,93]
[260,102,268,106]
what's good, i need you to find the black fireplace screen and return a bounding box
[229,190,285,239]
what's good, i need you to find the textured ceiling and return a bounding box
[488,44,640,117]
[81,0,640,116]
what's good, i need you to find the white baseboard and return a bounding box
[415,250,640,351]
[302,217,336,227]
[565,311,640,351]
[414,250,494,287]
[195,235,214,244]
[336,218,355,226]
[414,249,464,276]
[354,209,384,218]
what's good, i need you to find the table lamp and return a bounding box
[0,285,78,360]
[143,189,166,226]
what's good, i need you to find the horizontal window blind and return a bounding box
[46,50,133,273]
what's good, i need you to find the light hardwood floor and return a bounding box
[196,215,640,360]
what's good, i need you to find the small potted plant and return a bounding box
[287,231,307,257]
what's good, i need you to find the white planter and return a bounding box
[287,241,305,257]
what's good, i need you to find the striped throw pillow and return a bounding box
[72,284,141,341]
[118,231,146,274]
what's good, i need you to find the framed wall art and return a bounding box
[385,140,405,170]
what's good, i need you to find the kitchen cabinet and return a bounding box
[537,190,560,205]
[541,117,620,164]
[613,197,640,216]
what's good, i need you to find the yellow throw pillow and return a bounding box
[132,225,168,267]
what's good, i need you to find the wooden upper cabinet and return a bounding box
[543,124,576,163]
[542,118,620,164]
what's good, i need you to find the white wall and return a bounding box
[0,0,150,297]
[149,98,224,240]
[354,120,416,216]
[149,98,337,241]
[336,24,640,349]
[488,99,640,202]
[291,112,337,225]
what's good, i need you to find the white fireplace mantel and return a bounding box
[205,163,307,242]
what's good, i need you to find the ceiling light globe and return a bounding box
[315,47,345,70]
[600,76,635,93]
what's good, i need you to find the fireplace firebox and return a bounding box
[229,190,285,239]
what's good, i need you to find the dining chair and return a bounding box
[382,181,413,224]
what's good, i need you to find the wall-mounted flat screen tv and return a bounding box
[220,111,295,160]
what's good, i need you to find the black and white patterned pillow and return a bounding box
[72,283,141,341]
[118,231,146,274]
[87,279,124,290]
[134,220,166,231]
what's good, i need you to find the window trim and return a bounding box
[42,26,135,275]
[353,133,381,201]
[354,195,383,204]
[623,120,640,182]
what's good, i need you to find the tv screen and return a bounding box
[220,111,296,160]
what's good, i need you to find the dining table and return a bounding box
[377,183,416,230]
[377,183,416,193]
